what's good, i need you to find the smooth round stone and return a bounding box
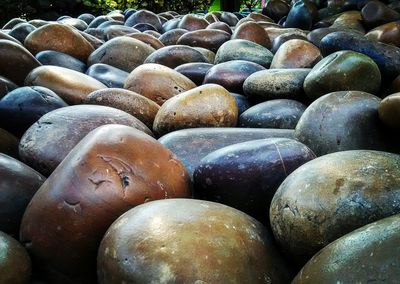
[174,62,213,86]
[158,28,188,46]
[0,30,21,44]
[19,105,151,176]
[132,23,157,32]
[153,84,238,136]
[25,66,107,105]
[247,12,274,23]
[284,0,317,30]
[215,39,274,68]
[178,14,209,31]
[295,91,394,156]
[125,10,162,32]
[303,51,381,99]
[126,33,164,49]
[378,92,400,128]
[28,19,49,28]
[84,88,160,129]
[24,23,94,62]
[144,45,208,69]
[220,11,239,26]
[98,198,292,283]
[20,124,191,283]
[0,231,31,284]
[203,60,265,94]
[192,47,215,64]
[306,27,341,48]
[143,30,161,38]
[262,0,290,22]
[243,68,310,100]
[159,128,294,177]
[231,93,252,115]
[361,1,400,29]
[271,33,308,54]
[86,63,129,88]
[2,18,26,29]
[0,86,68,137]
[320,31,400,81]
[102,25,139,40]
[270,150,400,265]
[231,21,271,48]
[88,37,155,73]
[87,15,111,29]
[206,21,232,34]
[58,18,88,31]
[271,39,322,69]
[8,23,36,43]
[0,153,45,236]
[124,63,196,106]
[0,128,19,158]
[0,76,17,99]
[194,138,315,223]
[176,29,231,53]
[366,21,400,47]
[35,50,86,73]
[0,40,41,85]
[239,99,307,129]
[161,18,181,33]
[79,30,104,49]
[330,11,365,33]
[292,214,400,283]
[97,20,124,29]
[78,13,95,25]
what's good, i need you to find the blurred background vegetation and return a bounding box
[1,0,262,26]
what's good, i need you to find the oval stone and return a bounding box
[203,60,265,94]
[0,128,19,158]
[126,33,164,49]
[8,22,36,43]
[19,105,152,176]
[0,76,17,99]
[178,14,209,31]
[124,63,196,105]
[20,124,191,283]
[0,153,45,236]
[361,1,400,29]
[86,63,129,88]
[270,150,400,265]
[88,37,155,73]
[0,39,41,85]
[366,21,400,47]
[295,91,395,156]
[243,68,310,100]
[292,214,400,283]
[215,39,274,68]
[271,33,308,54]
[0,86,68,137]
[153,84,238,136]
[158,28,188,46]
[84,88,160,129]
[24,23,94,62]
[174,62,213,86]
[144,45,208,69]
[125,10,162,32]
[194,138,315,223]
[239,99,307,129]
[159,128,294,177]
[206,21,232,34]
[25,66,107,104]
[97,199,293,283]
[378,92,400,128]
[303,50,381,100]
[231,21,270,48]
[271,39,322,69]
[35,50,87,73]
[0,231,31,284]
[177,29,231,53]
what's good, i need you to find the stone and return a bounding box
[262,0,290,22]
[361,1,400,29]
[231,21,270,48]
[86,63,129,88]
[176,29,231,53]
[193,138,315,223]
[97,199,293,283]
[153,84,238,136]
[8,23,36,43]
[84,88,160,129]
[206,22,232,34]
[158,28,188,46]
[0,76,18,99]
[20,124,191,283]
[36,50,87,73]
[283,0,318,30]
[124,63,196,106]
[178,14,209,31]
[271,33,308,54]
[239,99,307,129]
[24,23,94,62]
[25,66,107,105]
[270,150,400,265]
[303,51,381,100]
[174,62,213,86]
[126,33,164,49]
[0,39,41,85]
[19,105,152,176]
[366,21,400,47]
[378,92,400,128]
[215,39,274,68]
[125,10,162,32]
[0,128,19,158]
[88,37,155,73]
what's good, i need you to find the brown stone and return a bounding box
[0,128,19,158]
[84,88,160,129]
[153,84,238,136]
[378,92,400,128]
[206,21,232,34]
[176,29,231,53]
[25,66,107,104]
[178,14,209,31]
[366,21,400,47]
[124,63,196,106]
[20,124,191,283]
[158,28,188,46]
[24,23,94,62]
[126,32,164,49]
[232,21,271,48]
